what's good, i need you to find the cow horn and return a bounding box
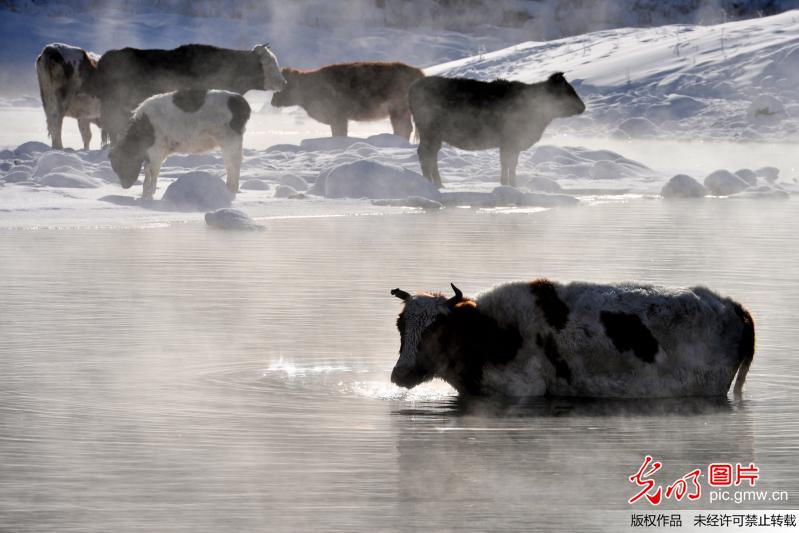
[391,288,411,301]
[447,283,463,306]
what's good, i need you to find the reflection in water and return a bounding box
[0,199,797,531]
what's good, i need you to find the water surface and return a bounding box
[0,199,797,531]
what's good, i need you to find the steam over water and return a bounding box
[1,199,797,531]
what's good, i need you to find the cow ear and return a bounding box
[548,72,566,84]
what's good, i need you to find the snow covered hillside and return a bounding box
[432,10,799,141]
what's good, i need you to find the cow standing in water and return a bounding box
[271,62,424,139]
[82,43,286,143]
[391,280,755,399]
[409,73,585,187]
[36,43,106,150]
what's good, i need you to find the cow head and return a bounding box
[542,72,586,118]
[108,114,154,189]
[252,43,287,91]
[270,68,300,107]
[390,284,465,388]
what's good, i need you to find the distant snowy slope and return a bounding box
[430,10,799,141]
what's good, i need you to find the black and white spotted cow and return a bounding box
[391,280,755,398]
[109,88,250,199]
[36,43,106,150]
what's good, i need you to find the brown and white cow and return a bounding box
[36,43,106,150]
[408,73,585,187]
[271,62,424,139]
[391,280,755,398]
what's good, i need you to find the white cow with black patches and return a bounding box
[109,88,250,199]
[391,280,755,398]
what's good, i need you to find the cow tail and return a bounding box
[732,304,755,398]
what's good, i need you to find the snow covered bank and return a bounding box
[2,128,794,229]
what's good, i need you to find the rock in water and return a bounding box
[661,174,707,198]
[204,208,265,230]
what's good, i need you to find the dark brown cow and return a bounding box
[82,43,285,143]
[271,62,424,139]
[409,73,586,187]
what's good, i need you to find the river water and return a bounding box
[0,198,797,532]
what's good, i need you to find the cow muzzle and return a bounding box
[391,365,426,389]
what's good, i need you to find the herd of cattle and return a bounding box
[36,42,754,399]
[36,41,586,195]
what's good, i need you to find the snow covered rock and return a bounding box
[312,160,441,200]
[34,151,84,177]
[527,176,562,193]
[617,117,660,138]
[265,144,302,154]
[661,174,707,198]
[755,167,780,183]
[204,208,265,230]
[14,141,50,158]
[300,136,365,151]
[162,172,233,210]
[273,184,298,198]
[3,169,32,183]
[747,96,786,124]
[729,185,790,200]
[38,172,99,188]
[734,169,758,187]
[240,180,271,191]
[588,160,630,180]
[278,174,308,191]
[704,170,750,196]
[646,96,705,124]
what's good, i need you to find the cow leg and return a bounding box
[417,133,443,187]
[330,117,348,137]
[500,147,520,186]
[142,156,162,200]
[221,137,243,195]
[389,107,413,140]
[78,119,92,150]
[50,112,65,150]
[508,151,520,187]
